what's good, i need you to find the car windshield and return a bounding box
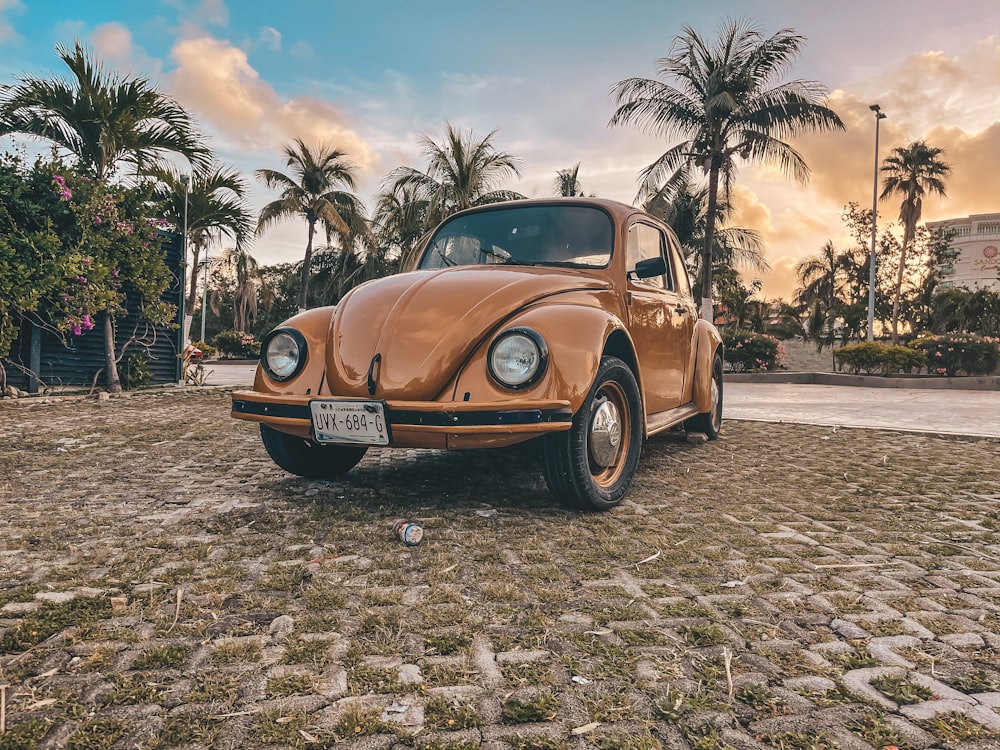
[418,204,614,270]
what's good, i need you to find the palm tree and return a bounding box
[879,141,951,343]
[0,40,207,392]
[149,164,254,342]
[609,18,844,320]
[644,178,768,290]
[378,123,525,269]
[215,246,269,334]
[256,138,367,312]
[554,163,585,196]
[795,241,846,336]
[0,41,207,179]
[372,181,430,272]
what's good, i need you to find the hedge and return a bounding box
[722,331,784,372]
[833,342,925,376]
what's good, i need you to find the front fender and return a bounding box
[692,320,723,413]
[452,300,631,415]
[251,306,336,395]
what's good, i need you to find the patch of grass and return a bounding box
[187,671,243,704]
[594,730,662,750]
[0,596,111,653]
[347,663,405,695]
[132,644,187,670]
[660,599,714,618]
[831,649,879,670]
[941,669,998,693]
[423,696,480,730]
[503,661,555,686]
[303,586,346,610]
[425,633,470,656]
[870,673,933,704]
[422,742,483,750]
[504,736,566,750]
[791,683,855,707]
[847,714,911,749]
[333,706,399,739]
[581,690,639,722]
[209,639,262,665]
[65,719,130,750]
[616,628,670,647]
[282,636,334,667]
[102,674,166,705]
[501,691,558,723]
[918,711,999,742]
[267,671,317,697]
[736,683,787,715]
[858,619,908,637]
[0,719,52,749]
[421,660,479,687]
[252,709,309,746]
[680,723,736,750]
[762,732,837,750]
[679,623,727,647]
[653,688,720,723]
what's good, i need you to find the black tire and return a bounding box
[259,424,367,478]
[542,356,643,511]
[684,350,723,440]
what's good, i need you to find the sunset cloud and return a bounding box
[168,37,377,173]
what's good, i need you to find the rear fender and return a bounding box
[692,320,723,413]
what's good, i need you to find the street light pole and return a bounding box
[200,246,210,345]
[867,104,886,341]
[179,173,190,381]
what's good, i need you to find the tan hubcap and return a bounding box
[589,397,622,468]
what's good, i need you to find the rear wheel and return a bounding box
[542,356,643,511]
[684,350,723,439]
[260,424,368,478]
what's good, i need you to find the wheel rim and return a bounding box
[587,381,630,488]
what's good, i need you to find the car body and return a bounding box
[231,198,723,510]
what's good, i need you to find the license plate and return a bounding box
[310,400,390,445]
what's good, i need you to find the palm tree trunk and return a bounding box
[700,160,722,321]
[102,311,122,393]
[891,239,909,345]
[298,220,316,313]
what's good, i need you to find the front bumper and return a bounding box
[231,391,573,449]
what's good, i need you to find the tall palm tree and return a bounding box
[256,138,367,312]
[610,18,844,319]
[554,163,585,197]
[879,141,950,343]
[215,246,270,334]
[379,123,525,269]
[0,41,207,180]
[149,163,254,342]
[0,40,207,392]
[372,181,430,272]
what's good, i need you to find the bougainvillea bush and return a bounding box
[722,331,785,372]
[911,333,1000,376]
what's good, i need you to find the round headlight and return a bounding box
[262,328,306,381]
[488,328,547,389]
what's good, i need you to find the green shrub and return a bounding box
[911,333,1000,376]
[722,331,784,372]
[833,342,925,376]
[120,351,153,390]
[211,330,259,359]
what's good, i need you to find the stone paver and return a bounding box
[1,388,999,749]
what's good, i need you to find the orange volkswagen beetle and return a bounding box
[231,198,723,510]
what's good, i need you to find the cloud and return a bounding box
[290,40,317,63]
[168,36,377,172]
[164,0,228,28]
[0,0,24,45]
[258,26,281,52]
[91,23,133,63]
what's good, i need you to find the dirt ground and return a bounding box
[1,388,999,750]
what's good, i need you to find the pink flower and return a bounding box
[94,216,102,225]
[82,314,93,331]
[78,276,87,284]
[72,324,82,336]
[59,188,72,199]
[52,175,65,186]
[111,268,119,277]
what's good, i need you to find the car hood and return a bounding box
[326,266,612,399]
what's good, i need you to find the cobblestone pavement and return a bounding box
[2,389,1000,750]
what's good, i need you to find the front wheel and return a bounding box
[542,356,643,511]
[260,424,368,478]
[684,350,723,439]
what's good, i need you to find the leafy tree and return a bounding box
[554,163,585,196]
[372,181,429,272]
[148,163,254,342]
[0,41,207,389]
[878,140,951,342]
[378,123,524,269]
[609,18,844,318]
[256,138,367,312]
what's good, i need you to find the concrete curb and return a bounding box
[725,371,1000,391]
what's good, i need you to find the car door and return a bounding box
[625,221,696,413]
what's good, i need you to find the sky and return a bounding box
[1,0,998,300]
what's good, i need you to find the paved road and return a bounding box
[207,361,1000,438]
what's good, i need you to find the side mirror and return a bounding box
[632,256,666,280]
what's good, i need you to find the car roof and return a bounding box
[447,197,643,225]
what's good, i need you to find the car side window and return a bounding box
[626,223,672,290]
[666,234,691,297]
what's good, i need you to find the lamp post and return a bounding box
[200,247,210,345]
[867,104,886,341]
[179,173,190,382]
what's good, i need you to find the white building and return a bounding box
[926,213,1000,291]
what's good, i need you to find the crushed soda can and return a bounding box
[391,519,423,546]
